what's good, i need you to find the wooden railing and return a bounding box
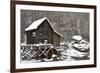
[20,44,63,61]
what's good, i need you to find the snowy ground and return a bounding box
[20,47,89,63]
[20,40,89,63]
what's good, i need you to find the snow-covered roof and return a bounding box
[25,17,47,31]
[25,17,63,37]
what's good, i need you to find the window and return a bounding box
[32,32,36,37]
[44,40,48,44]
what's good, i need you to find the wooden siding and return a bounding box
[26,19,61,46]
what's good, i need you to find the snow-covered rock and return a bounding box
[66,49,87,57]
[72,35,82,41]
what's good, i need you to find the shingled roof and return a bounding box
[25,17,63,37]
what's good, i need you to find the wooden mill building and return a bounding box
[25,17,62,46]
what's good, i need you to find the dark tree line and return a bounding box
[21,10,89,43]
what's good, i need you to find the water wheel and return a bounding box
[46,48,58,59]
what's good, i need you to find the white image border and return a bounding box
[16,4,94,69]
